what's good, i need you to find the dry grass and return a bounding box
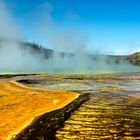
[0,81,79,140]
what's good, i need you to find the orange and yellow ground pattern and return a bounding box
[0,81,78,140]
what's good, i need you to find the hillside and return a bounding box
[22,42,53,59]
[21,42,140,66]
[128,52,140,66]
[23,42,140,66]
[0,39,140,67]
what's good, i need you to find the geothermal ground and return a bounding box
[0,73,140,140]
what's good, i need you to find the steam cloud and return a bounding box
[0,1,139,74]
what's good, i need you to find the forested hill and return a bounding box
[22,42,53,59]
[0,38,140,66]
[23,42,140,66]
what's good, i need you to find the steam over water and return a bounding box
[0,1,140,74]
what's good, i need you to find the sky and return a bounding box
[2,0,140,55]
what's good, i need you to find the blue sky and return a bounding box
[4,0,140,54]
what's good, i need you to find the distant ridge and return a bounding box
[0,38,140,66]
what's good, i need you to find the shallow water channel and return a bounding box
[18,73,140,140]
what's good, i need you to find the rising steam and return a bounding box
[0,1,139,74]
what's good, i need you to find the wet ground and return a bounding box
[56,93,140,140]
[1,73,140,140]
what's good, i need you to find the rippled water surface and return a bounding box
[54,74,140,140]
[13,73,140,140]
